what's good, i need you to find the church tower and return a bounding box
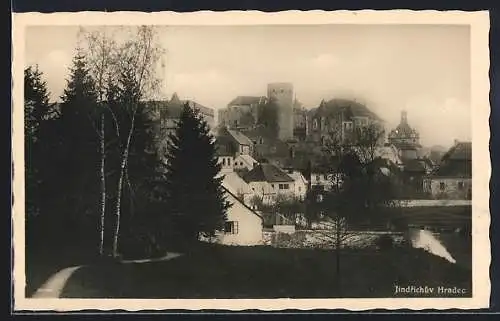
[267,82,294,141]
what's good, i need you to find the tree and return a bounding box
[273,194,305,225]
[314,121,396,294]
[81,28,117,256]
[58,49,101,248]
[164,102,231,248]
[24,65,57,226]
[79,26,166,257]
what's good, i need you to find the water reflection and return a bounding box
[408,229,457,264]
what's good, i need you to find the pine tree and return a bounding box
[59,49,101,248]
[164,102,231,248]
[24,65,51,222]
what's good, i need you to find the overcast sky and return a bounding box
[25,24,471,148]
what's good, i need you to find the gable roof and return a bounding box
[147,93,214,119]
[314,99,382,121]
[221,172,253,195]
[442,141,472,161]
[430,142,472,177]
[243,163,294,183]
[228,96,267,106]
[237,154,258,166]
[222,186,263,219]
[227,129,254,146]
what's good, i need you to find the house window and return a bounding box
[228,158,232,166]
[316,175,321,181]
[313,119,318,129]
[439,182,446,191]
[222,158,226,166]
[458,181,464,190]
[279,184,289,190]
[271,184,275,188]
[224,221,239,234]
[324,174,328,180]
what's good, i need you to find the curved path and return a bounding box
[31,253,182,298]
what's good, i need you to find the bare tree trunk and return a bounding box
[99,113,106,256]
[112,107,137,258]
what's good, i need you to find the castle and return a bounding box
[218,82,298,141]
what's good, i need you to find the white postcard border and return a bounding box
[11,9,491,311]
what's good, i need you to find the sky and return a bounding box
[25,24,471,148]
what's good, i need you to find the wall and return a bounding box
[425,178,472,200]
[233,155,255,171]
[248,181,295,204]
[217,191,264,246]
[262,230,405,249]
[218,156,234,173]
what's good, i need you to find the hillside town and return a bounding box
[147,82,472,246]
[23,25,473,299]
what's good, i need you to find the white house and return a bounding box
[221,171,255,205]
[233,154,258,171]
[242,163,295,205]
[218,155,234,174]
[285,170,308,200]
[215,187,264,246]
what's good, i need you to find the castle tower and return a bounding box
[267,82,294,140]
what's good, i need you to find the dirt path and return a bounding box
[31,253,183,298]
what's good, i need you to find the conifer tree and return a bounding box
[59,49,100,247]
[164,102,231,247]
[24,65,51,221]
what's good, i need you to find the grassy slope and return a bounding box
[62,245,472,299]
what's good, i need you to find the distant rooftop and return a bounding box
[243,163,294,183]
[228,96,267,107]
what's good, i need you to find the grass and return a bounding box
[24,238,101,298]
[61,244,472,299]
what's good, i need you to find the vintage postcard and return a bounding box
[12,10,491,311]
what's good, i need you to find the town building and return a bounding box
[145,93,215,156]
[207,186,263,246]
[148,93,215,135]
[267,82,295,141]
[233,154,258,172]
[215,126,254,157]
[293,104,308,141]
[423,141,472,200]
[388,110,421,161]
[242,163,296,205]
[283,169,308,201]
[308,98,383,146]
[221,171,255,206]
[218,96,267,130]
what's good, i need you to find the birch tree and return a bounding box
[81,28,117,256]
[81,26,165,257]
[110,26,165,258]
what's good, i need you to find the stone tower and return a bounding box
[267,82,294,141]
